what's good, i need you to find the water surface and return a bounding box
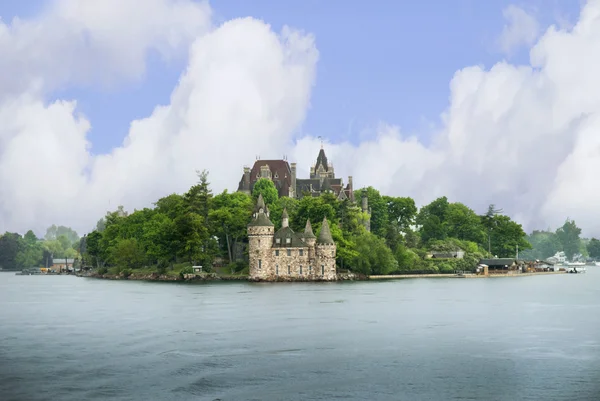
[1,271,599,400]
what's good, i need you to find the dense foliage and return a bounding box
[11,170,594,276]
[0,226,81,270]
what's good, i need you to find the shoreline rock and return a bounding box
[78,270,366,282]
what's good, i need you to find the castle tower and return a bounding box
[315,217,337,280]
[241,167,251,194]
[303,219,317,267]
[290,163,297,198]
[247,194,274,280]
[361,191,371,232]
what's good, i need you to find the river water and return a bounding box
[1,271,599,401]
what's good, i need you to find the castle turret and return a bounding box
[248,194,274,280]
[316,217,337,280]
[303,219,317,263]
[281,208,289,228]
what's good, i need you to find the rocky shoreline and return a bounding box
[77,271,365,282]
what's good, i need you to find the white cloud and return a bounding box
[0,2,317,235]
[497,5,540,55]
[3,0,600,237]
[0,0,211,97]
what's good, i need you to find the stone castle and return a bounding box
[248,194,337,281]
[238,145,371,231]
[238,146,355,201]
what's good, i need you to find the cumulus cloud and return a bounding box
[0,0,317,235]
[2,0,600,237]
[0,0,211,96]
[497,5,540,55]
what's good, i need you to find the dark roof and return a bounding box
[315,148,329,172]
[303,219,316,239]
[273,226,306,248]
[317,217,334,244]
[238,160,292,197]
[248,213,274,227]
[248,194,274,227]
[296,178,343,195]
[479,258,515,267]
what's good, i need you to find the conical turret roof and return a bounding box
[317,217,334,244]
[303,219,316,239]
[254,193,266,212]
[282,208,289,219]
[248,193,274,227]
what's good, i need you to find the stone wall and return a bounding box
[248,225,274,280]
[315,244,337,280]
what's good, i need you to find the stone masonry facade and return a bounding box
[248,194,337,281]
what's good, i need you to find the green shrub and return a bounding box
[120,268,132,278]
[179,266,194,278]
[98,266,108,275]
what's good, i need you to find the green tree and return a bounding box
[445,202,486,244]
[210,190,254,263]
[384,196,417,233]
[111,238,146,269]
[358,187,389,237]
[252,178,278,206]
[350,231,398,275]
[587,238,600,259]
[0,233,23,270]
[142,213,178,265]
[85,231,106,268]
[175,212,210,265]
[481,204,503,253]
[519,230,561,260]
[184,170,212,219]
[44,225,79,245]
[154,193,185,220]
[417,196,449,243]
[294,195,336,233]
[488,214,531,257]
[556,219,582,261]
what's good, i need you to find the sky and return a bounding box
[0,0,598,238]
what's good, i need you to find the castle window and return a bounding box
[299,265,303,275]
[258,239,260,245]
[275,250,279,256]
[288,265,291,274]
[258,259,262,270]
[332,250,334,257]
[287,249,291,256]
[276,238,280,244]
[285,237,291,244]
[321,265,324,275]
[309,266,312,274]
[276,264,279,275]
[299,249,304,256]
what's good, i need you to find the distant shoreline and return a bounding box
[69,270,570,283]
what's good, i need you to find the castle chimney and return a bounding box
[290,163,297,198]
